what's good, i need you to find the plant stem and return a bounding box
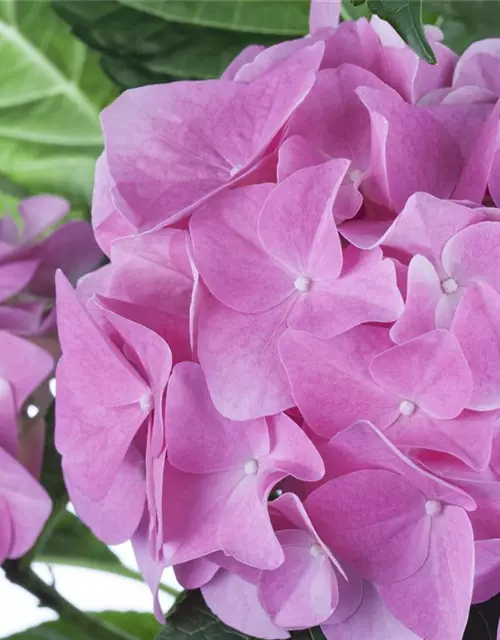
[36,554,181,598]
[3,559,134,640]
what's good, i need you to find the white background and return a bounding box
[0,542,180,637]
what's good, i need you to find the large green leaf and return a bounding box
[156,590,325,639]
[425,1,500,53]
[6,612,160,639]
[53,1,307,89]
[0,0,116,206]
[120,0,310,35]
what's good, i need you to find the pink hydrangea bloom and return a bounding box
[0,195,102,336]
[0,330,53,562]
[54,2,500,639]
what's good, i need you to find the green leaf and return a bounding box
[33,508,179,598]
[120,0,310,36]
[5,612,160,639]
[53,1,304,89]
[367,0,436,63]
[156,590,325,640]
[35,510,128,575]
[0,0,116,206]
[425,1,500,53]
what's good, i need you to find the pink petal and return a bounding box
[259,528,339,628]
[357,87,463,210]
[382,193,485,266]
[271,493,347,583]
[288,246,403,338]
[321,18,383,73]
[132,511,166,622]
[109,228,192,311]
[29,221,102,298]
[0,260,39,302]
[328,421,476,510]
[91,154,137,256]
[98,296,191,366]
[391,255,442,343]
[92,296,172,456]
[65,445,146,545]
[277,135,329,182]
[267,414,325,483]
[323,563,363,625]
[258,160,347,279]
[197,285,294,420]
[387,409,494,472]
[174,557,218,590]
[369,329,473,419]
[371,16,456,104]
[0,302,46,336]
[234,39,313,84]
[322,581,420,640]
[221,45,265,80]
[279,325,396,438]
[0,497,13,562]
[55,273,149,498]
[0,446,51,558]
[454,39,500,95]
[202,570,290,640]
[162,463,231,565]
[0,330,53,412]
[306,469,430,583]
[190,184,291,314]
[217,478,285,570]
[473,538,500,603]
[287,65,390,171]
[1,383,19,466]
[102,44,323,230]
[18,195,70,243]
[165,361,269,474]
[378,506,474,640]
[452,100,500,202]
[443,221,500,293]
[490,149,500,207]
[451,282,500,410]
[162,463,284,570]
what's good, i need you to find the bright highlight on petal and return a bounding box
[425,499,443,517]
[441,278,458,294]
[399,400,416,417]
[244,459,259,475]
[294,276,312,292]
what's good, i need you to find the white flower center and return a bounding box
[244,459,259,476]
[349,169,363,183]
[294,276,311,292]
[441,278,458,294]
[425,499,443,517]
[230,164,242,177]
[399,400,416,417]
[310,543,323,557]
[139,393,153,413]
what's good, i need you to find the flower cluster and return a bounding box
[56,5,500,640]
[0,195,101,563]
